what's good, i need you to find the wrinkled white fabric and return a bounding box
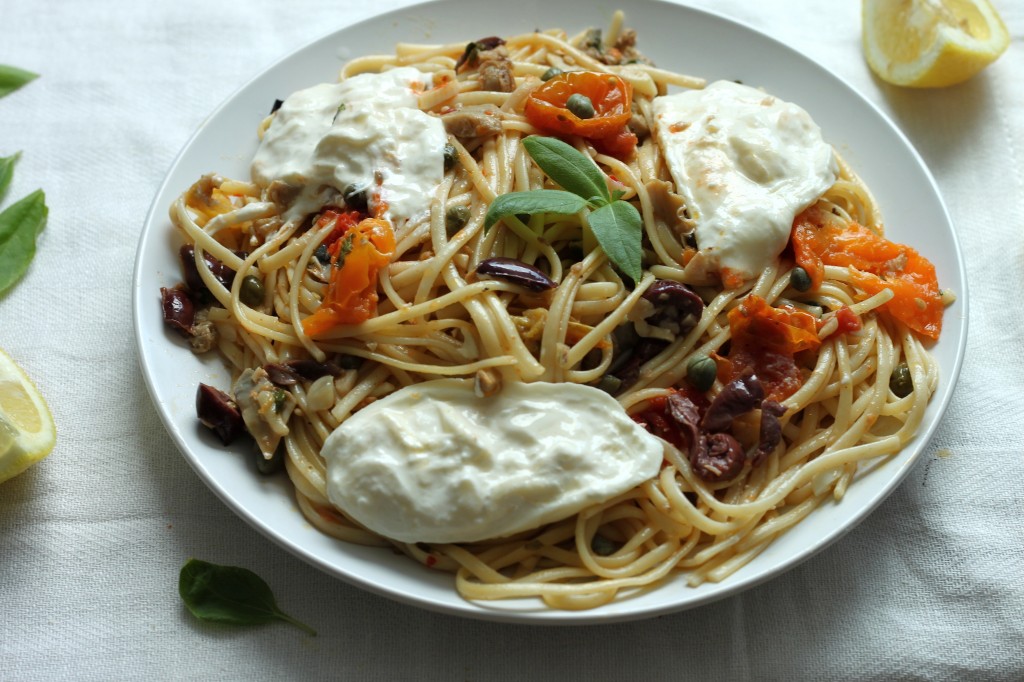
[1,1,1021,680]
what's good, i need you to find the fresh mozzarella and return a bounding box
[652,80,838,284]
[322,379,665,544]
[251,67,446,222]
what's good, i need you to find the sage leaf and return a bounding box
[484,189,588,230]
[0,152,20,202]
[0,65,38,99]
[522,136,611,206]
[587,200,643,282]
[178,558,316,636]
[0,189,47,295]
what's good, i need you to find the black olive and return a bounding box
[342,183,369,212]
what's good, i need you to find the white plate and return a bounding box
[132,0,967,624]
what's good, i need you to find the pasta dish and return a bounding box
[160,13,949,610]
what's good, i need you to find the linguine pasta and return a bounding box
[167,13,942,610]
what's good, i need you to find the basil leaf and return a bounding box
[0,189,47,295]
[484,189,588,230]
[522,136,611,206]
[587,201,643,283]
[178,558,316,636]
[0,152,20,202]
[0,65,38,99]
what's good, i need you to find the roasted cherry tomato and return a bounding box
[717,295,822,402]
[792,206,942,339]
[524,71,633,142]
[302,217,395,335]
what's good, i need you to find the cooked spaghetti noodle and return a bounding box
[167,13,943,610]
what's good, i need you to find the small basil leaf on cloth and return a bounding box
[178,558,316,636]
[0,189,47,295]
[0,152,20,201]
[0,65,38,99]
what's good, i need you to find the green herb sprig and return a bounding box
[0,175,47,295]
[179,558,317,636]
[0,65,38,99]
[484,136,643,282]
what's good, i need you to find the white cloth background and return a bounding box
[2,0,1022,679]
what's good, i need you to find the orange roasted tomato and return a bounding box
[717,295,822,402]
[792,206,942,340]
[301,216,395,336]
[524,71,634,152]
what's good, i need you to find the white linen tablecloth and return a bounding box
[2,0,1022,679]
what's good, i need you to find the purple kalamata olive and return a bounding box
[179,244,236,293]
[641,280,704,325]
[196,383,244,445]
[692,432,745,482]
[284,359,342,380]
[263,363,300,386]
[160,287,195,336]
[701,373,765,433]
[475,257,556,291]
[754,400,787,466]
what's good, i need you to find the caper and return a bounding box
[566,93,595,119]
[541,66,563,81]
[890,362,913,398]
[445,205,470,235]
[790,266,813,292]
[342,182,369,212]
[591,534,618,556]
[594,374,622,395]
[239,274,264,307]
[686,353,717,392]
[314,245,329,263]
[256,447,285,475]
[443,143,458,172]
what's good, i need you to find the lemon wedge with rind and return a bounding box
[863,0,1010,88]
[0,347,55,484]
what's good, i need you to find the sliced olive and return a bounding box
[342,182,369,212]
[239,275,264,307]
[445,205,470,235]
[566,93,595,119]
[337,354,364,370]
[541,67,563,81]
[890,362,913,398]
[790,266,813,292]
[686,353,717,392]
[443,143,458,172]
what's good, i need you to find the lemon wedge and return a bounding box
[0,347,56,484]
[863,0,1010,87]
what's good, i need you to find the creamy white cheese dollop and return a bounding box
[652,80,838,283]
[322,379,665,544]
[251,67,446,221]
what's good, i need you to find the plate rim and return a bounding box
[132,0,969,625]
